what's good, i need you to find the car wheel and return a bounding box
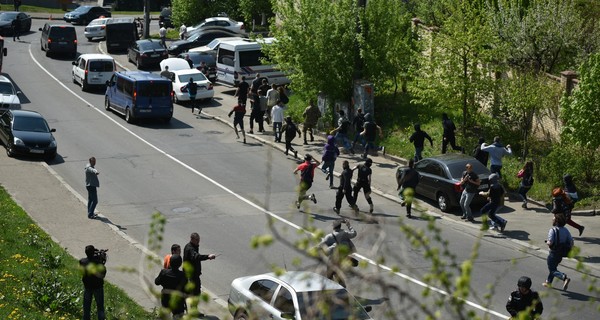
[45,153,57,161]
[125,108,133,123]
[5,142,14,158]
[173,93,180,104]
[136,57,141,69]
[233,310,248,320]
[72,72,77,84]
[86,37,92,41]
[163,116,172,123]
[81,80,88,92]
[104,97,111,111]
[437,192,451,213]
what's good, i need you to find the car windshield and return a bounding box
[0,13,18,20]
[447,160,489,179]
[13,116,49,132]
[139,41,163,51]
[72,6,90,13]
[296,289,370,320]
[188,54,216,66]
[0,82,15,95]
[177,73,207,83]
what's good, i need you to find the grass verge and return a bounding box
[0,186,154,319]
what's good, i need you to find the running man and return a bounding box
[293,154,320,209]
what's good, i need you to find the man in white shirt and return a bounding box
[271,101,285,142]
[179,23,187,40]
[265,84,279,124]
[158,26,167,47]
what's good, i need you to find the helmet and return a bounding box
[517,276,532,289]
[365,158,373,166]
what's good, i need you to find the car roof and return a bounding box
[253,271,344,292]
[46,23,75,28]
[0,75,12,83]
[203,17,236,23]
[425,153,479,164]
[10,110,43,118]
[172,69,205,77]
[219,37,274,49]
[116,71,170,82]
[160,58,190,72]
[77,53,114,60]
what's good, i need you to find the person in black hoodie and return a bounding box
[321,135,340,188]
[441,113,463,154]
[155,254,187,318]
[472,137,489,166]
[397,159,420,218]
[409,124,433,162]
[333,160,359,215]
[282,116,301,158]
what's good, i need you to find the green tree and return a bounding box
[488,0,586,74]
[412,0,498,135]
[239,0,273,29]
[268,0,358,101]
[171,0,241,27]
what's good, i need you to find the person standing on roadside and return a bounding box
[179,23,187,40]
[481,136,512,179]
[265,83,280,124]
[409,124,433,162]
[479,173,507,231]
[11,15,21,41]
[472,137,488,167]
[183,232,216,317]
[258,79,270,125]
[155,254,187,318]
[321,135,340,189]
[282,116,301,158]
[163,244,181,269]
[14,0,22,12]
[506,276,543,319]
[459,163,480,222]
[517,161,534,209]
[543,213,573,290]
[318,219,357,287]
[333,160,359,215]
[350,108,366,153]
[79,245,106,320]
[302,99,321,144]
[228,103,247,144]
[234,76,249,106]
[293,154,320,209]
[397,159,420,218]
[85,157,100,219]
[352,158,375,214]
[271,101,285,143]
[441,113,463,154]
[158,25,167,47]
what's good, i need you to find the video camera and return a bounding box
[93,248,108,264]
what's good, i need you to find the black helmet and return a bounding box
[365,158,373,166]
[517,276,532,289]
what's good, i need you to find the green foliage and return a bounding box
[29,270,81,315]
[171,0,242,26]
[239,0,273,27]
[269,0,359,101]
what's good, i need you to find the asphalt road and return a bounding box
[0,18,598,319]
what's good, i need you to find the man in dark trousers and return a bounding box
[409,124,433,162]
[234,76,250,106]
[183,77,199,114]
[11,14,20,41]
[360,113,383,159]
[506,276,543,319]
[183,232,216,317]
[352,158,375,213]
[333,160,359,215]
[155,254,187,318]
[397,159,420,218]
[282,116,301,158]
[293,154,320,209]
[441,113,463,154]
[79,245,107,320]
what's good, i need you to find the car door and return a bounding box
[0,111,12,145]
[75,57,86,84]
[415,160,443,199]
[271,285,299,320]
[244,279,282,319]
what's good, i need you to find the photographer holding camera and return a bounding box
[79,245,107,320]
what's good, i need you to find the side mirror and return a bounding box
[16,91,22,95]
[280,312,295,319]
[2,48,6,57]
[50,128,56,133]
[38,28,42,31]
[364,306,372,312]
[105,80,110,87]
[72,61,77,65]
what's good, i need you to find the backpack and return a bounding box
[285,123,297,138]
[301,164,313,183]
[551,227,573,258]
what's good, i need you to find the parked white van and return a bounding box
[72,54,116,91]
[215,38,289,86]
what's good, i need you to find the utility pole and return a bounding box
[144,0,150,39]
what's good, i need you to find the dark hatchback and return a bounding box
[0,12,31,36]
[0,110,57,160]
[407,154,491,212]
[127,39,168,68]
[176,52,217,82]
[63,6,112,25]
[167,28,242,55]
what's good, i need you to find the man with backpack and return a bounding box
[552,187,585,236]
[543,213,573,290]
[293,154,320,209]
[397,159,420,218]
[281,116,301,158]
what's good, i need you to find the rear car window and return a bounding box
[177,73,207,83]
[137,82,170,97]
[49,26,76,38]
[139,41,163,51]
[89,61,114,72]
[190,54,216,67]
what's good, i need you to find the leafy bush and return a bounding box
[29,270,81,315]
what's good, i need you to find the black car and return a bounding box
[167,29,242,55]
[406,153,491,212]
[127,39,168,68]
[63,6,112,25]
[0,110,57,160]
[0,12,31,36]
[176,52,217,82]
[158,7,173,28]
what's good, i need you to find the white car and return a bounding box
[171,69,213,103]
[84,17,112,40]
[72,54,116,91]
[186,17,245,34]
[0,75,21,109]
[159,57,191,72]
[188,36,245,56]
[228,271,373,320]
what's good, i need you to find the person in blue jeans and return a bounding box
[321,135,340,188]
[330,110,353,153]
[85,157,100,219]
[479,173,507,231]
[481,136,512,179]
[459,163,480,222]
[543,213,573,290]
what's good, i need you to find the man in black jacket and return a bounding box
[333,160,358,215]
[183,233,216,317]
[409,123,433,162]
[397,159,420,218]
[79,245,107,320]
[155,254,187,317]
[441,113,463,154]
[506,276,543,319]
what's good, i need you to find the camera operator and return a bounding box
[79,245,107,320]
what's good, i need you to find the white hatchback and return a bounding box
[84,17,112,41]
[72,54,116,91]
[171,69,213,103]
[0,75,21,109]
